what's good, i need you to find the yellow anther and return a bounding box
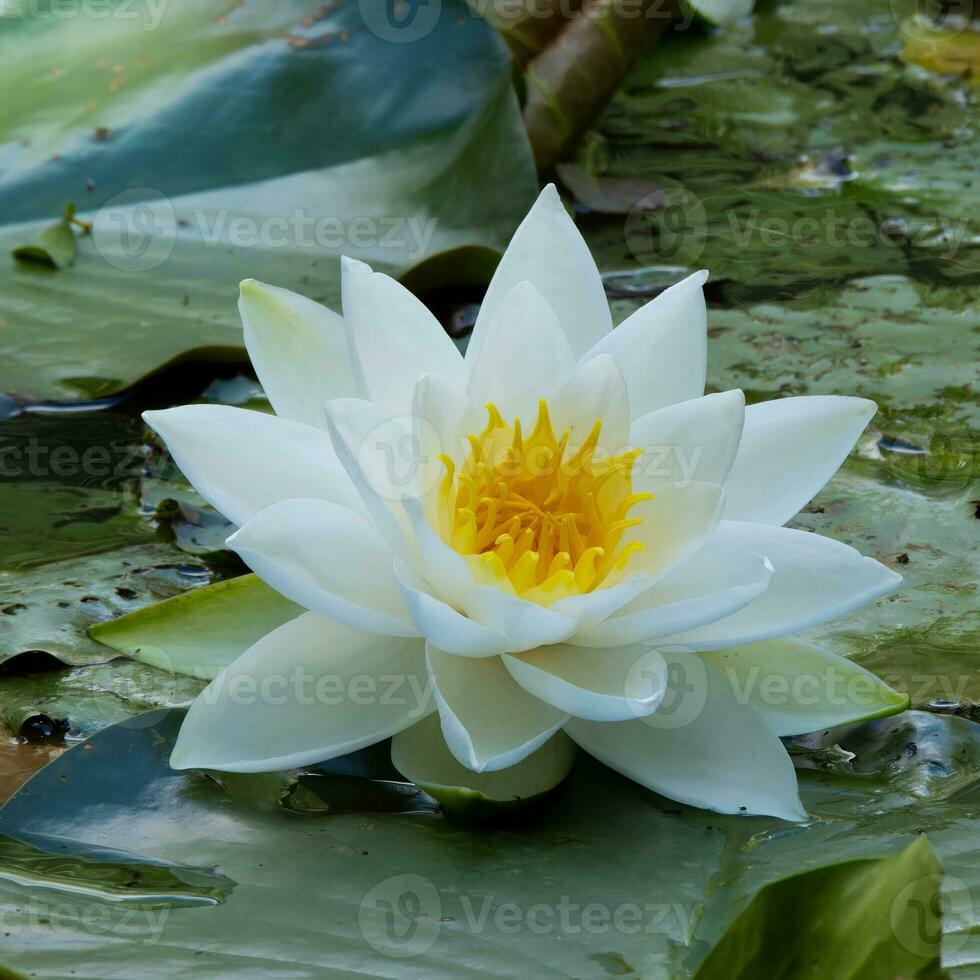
[435,398,647,601]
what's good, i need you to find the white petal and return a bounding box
[426,645,568,772]
[468,183,611,364]
[565,650,806,820]
[572,542,773,648]
[581,270,708,417]
[723,395,877,525]
[392,714,576,803]
[700,637,909,736]
[323,397,414,560]
[660,522,902,650]
[170,613,430,772]
[228,499,416,637]
[143,404,364,527]
[401,495,476,607]
[502,644,667,722]
[411,373,482,520]
[393,560,508,657]
[238,278,360,429]
[550,574,657,630]
[627,480,724,579]
[467,281,575,422]
[341,257,465,417]
[461,585,578,651]
[550,354,631,451]
[630,390,745,489]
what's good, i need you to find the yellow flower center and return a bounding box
[436,400,651,605]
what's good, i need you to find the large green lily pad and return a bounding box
[0,0,536,401]
[0,709,976,976]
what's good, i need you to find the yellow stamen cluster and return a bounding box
[437,400,650,605]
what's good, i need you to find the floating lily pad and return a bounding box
[0,711,976,975]
[0,0,536,402]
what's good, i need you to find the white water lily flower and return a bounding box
[148,185,906,822]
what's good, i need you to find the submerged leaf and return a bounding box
[693,837,946,980]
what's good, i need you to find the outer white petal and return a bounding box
[341,257,465,417]
[393,560,508,658]
[700,637,909,736]
[660,522,902,650]
[426,645,568,772]
[461,585,578,651]
[502,644,667,722]
[550,354,631,451]
[467,280,575,423]
[630,390,745,490]
[411,373,483,523]
[170,613,430,773]
[626,481,724,579]
[323,397,414,561]
[572,543,773,648]
[723,395,877,525]
[143,405,364,527]
[468,183,611,364]
[238,278,360,429]
[550,574,658,630]
[402,496,475,606]
[581,270,708,417]
[228,499,416,638]
[565,650,807,821]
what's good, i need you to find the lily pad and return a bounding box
[0,0,536,402]
[0,711,977,975]
[89,573,302,680]
[693,837,945,979]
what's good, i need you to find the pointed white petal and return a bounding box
[550,354,631,451]
[701,637,910,736]
[626,480,724,579]
[581,270,708,417]
[228,499,415,637]
[170,613,430,772]
[238,278,360,429]
[572,542,773,648]
[630,390,745,489]
[550,574,657,630]
[467,281,575,422]
[503,644,667,722]
[723,395,877,525]
[566,650,807,820]
[143,405,363,527]
[323,397,415,560]
[393,560,508,657]
[660,522,902,650]
[401,495,475,606]
[392,714,576,804]
[461,585,578,651]
[341,257,465,417]
[426,645,567,772]
[468,183,611,364]
[411,373,483,520]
